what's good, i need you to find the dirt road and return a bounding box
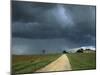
[36,54,72,72]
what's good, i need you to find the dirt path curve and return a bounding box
[36,54,72,72]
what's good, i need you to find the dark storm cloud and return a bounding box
[12,1,96,44]
[12,1,56,22]
[12,1,96,54]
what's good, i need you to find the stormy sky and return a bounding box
[12,1,96,55]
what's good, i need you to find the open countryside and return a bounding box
[12,1,96,74]
[12,49,96,74]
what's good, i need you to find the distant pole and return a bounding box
[42,49,46,54]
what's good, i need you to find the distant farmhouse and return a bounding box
[67,47,96,53]
[83,49,96,53]
[76,48,96,53]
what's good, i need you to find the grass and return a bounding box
[12,54,61,74]
[67,53,96,70]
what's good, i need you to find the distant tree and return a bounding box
[42,49,46,54]
[63,50,68,54]
[76,48,83,53]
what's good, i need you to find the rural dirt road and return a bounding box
[36,54,72,72]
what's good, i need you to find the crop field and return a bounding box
[12,53,96,74]
[67,53,96,70]
[12,54,61,74]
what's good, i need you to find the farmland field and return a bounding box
[12,54,61,74]
[67,53,96,70]
[12,53,96,74]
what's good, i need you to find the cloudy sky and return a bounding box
[12,1,96,55]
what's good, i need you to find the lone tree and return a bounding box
[63,50,68,54]
[42,49,46,54]
[76,48,83,53]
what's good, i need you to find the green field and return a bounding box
[67,53,96,70]
[12,53,96,74]
[12,54,61,74]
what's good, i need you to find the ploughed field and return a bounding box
[12,54,61,74]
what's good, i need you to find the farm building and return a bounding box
[83,49,95,53]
